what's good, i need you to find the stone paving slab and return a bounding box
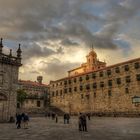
[0,117,140,140]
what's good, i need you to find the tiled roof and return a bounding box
[19,80,48,87]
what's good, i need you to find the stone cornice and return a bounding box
[0,53,22,66]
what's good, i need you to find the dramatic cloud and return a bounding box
[0,0,140,83]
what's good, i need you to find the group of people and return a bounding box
[78,113,90,132]
[16,113,29,129]
[45,112,90,132]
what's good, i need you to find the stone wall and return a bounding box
[49,58,140,116]
[0,63,19,122]
[0,40,21,122]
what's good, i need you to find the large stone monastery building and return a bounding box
[49,48,140,115]
[0,38,22,122]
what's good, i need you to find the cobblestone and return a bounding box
[0,117,140,140]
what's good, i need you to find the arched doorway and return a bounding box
[0,93,7,121]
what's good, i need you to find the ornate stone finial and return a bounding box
[9,49,12,57]
[0,38,3,53]
[17,43,22,58]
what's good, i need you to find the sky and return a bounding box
[0,0,140,84]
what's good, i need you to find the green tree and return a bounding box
[17,89,27,108]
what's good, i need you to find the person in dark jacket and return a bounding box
[63,113,67,124]
[66,113,70,124]
[78,113,83,131]
[81,114,87,132]
[16,113,22,129]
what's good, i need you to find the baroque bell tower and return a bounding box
[86,45,98,71]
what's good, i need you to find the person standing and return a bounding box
[16,113,22,129]
[82,114,87,132]
[66,113,70,124]
[63,113,67,124]
[55,114,58,123]
[87,113,91,120]
[23,113,29,129]
[78,113,83,131]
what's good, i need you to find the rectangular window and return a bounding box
[136,74,140,81]
[134,62,140,69]
[108,80,112,87]
[92,73,96,79]
[86,75,89,80]
[81,94,84,99]
[86,84,90,90]
[115,67,120,73]
[52,92,55,97]
[108,90,112,97]
[126,76,131,83]
[124,65,129,71]
[68,80,71,84]
[74,87,77,92]
[79,77,83,82]
[107,69,111,76]
[116,78,121,85]
[125,88,129,94]
[37,101,41,107]
[99,71,104,77]
[69,88,72,93]
[100,82,104,88]
[56,90,58,96]
[64,81,67,86]
[93,83,97,89]
[80,85,83,91]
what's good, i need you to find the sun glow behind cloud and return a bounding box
[0,0,140,83]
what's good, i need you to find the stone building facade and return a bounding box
[0,38,22,122]
[18,76,48,113]
[49,49,140,115]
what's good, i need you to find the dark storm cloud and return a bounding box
[97,0,140,48]
[0,0,140,50]
[40,59,80,80]
[21,43,63,62]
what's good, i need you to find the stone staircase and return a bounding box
[47,106,65,116]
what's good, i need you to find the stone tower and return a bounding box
[86,46,98,71]
[0,38,22,122]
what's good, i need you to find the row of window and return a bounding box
[53,87,130,99]
[82,88,130,99]
[51,74,140,96]
[52,62,140,87]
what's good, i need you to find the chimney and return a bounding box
[37,76,43,84]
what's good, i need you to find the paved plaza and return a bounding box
[0,117,140,140]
